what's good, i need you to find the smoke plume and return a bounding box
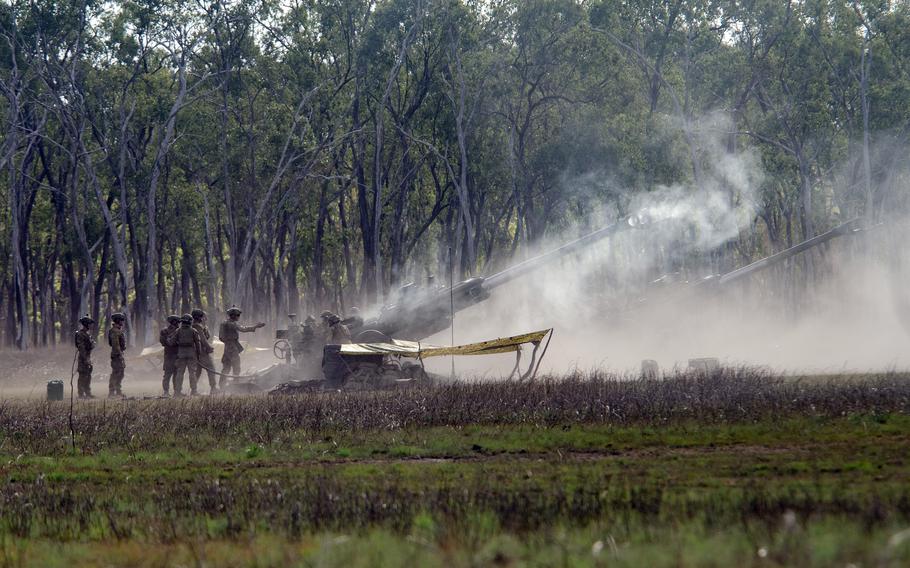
[423,114,910,377]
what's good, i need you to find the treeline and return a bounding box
[2,0,910,349]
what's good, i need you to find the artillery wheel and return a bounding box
[273,339,292,360]
[355,329,393,343]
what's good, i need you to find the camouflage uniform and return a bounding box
[284,314,302,364]
[298,321,315,358]
[325,320,352,345]
[192,320,217,392]
[74,327,95,398]
[169,319,201,395]
[160,321,179,394]
[107,324,127,396]
[218,319,260,386]
[291,318,321,377]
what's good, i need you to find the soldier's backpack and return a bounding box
[176,326,196,346]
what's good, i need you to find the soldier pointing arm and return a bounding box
[218,306,265,388]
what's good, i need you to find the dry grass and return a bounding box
[0,367,907,454]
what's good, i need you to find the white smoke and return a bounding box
[631,120,762,250]
[423,113,910,377]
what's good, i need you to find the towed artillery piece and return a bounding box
[637,218,864,304]
[253,217,643,393]
[267,329,552,395]
[248,216,864,393]
[694,218,863,289]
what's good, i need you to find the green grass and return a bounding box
[0,520,909,567]
[0,373,908,566]
[0,417,908,534]
[5,412,908,472]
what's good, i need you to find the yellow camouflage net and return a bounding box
[339,329,551,359]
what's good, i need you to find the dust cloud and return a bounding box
[423,116,910,378]
[423,244,910,377]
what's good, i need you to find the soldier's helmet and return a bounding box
[111,313,126,323]
[79,315,94,326]
[180,314,193,324]
[191,308,205,319]
[320,310,334,320]
[227,306,242,316]
[167,314,181,325]
[304,315,316,324]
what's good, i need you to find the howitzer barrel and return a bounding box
[484,216,635,290]
[717,218,862,286]
[366,216,638,340]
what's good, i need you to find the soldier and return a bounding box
[168,314,201,396]
[301,315,317,346]
[292,315,319,375]
[108,313,127,398]
[191,309,218,395]
[321,311,352,345]
[286,313,302,363]
[218,306,265,388]
[342,307,364,330]
[160,314,180,397]
[74,315,96,399]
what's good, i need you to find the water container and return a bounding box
[47,380,65,401]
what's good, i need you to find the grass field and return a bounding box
[0,369,909,566]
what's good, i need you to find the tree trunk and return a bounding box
[144,56,188,341]
[313,181,329,307]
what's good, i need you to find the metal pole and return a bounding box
[449,246,455,380]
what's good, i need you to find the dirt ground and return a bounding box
[0,345,281,399]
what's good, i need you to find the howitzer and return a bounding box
[357,216,643,341]
[696,217,864,288]
[358,216,863,342]
[639,218,864,306]
[716,218,863,285]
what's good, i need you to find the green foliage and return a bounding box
[2,0,910,346]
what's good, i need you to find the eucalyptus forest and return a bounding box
[2,0,909,349]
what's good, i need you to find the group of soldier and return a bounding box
[157,307,265,397]
[73,306,359,399]
[74,312,127,399]
[73,307,265,399]
[284,309,357,370]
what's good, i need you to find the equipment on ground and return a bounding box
[47,380,64,401]
[163,217,865,395]
[267,329,552,395]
